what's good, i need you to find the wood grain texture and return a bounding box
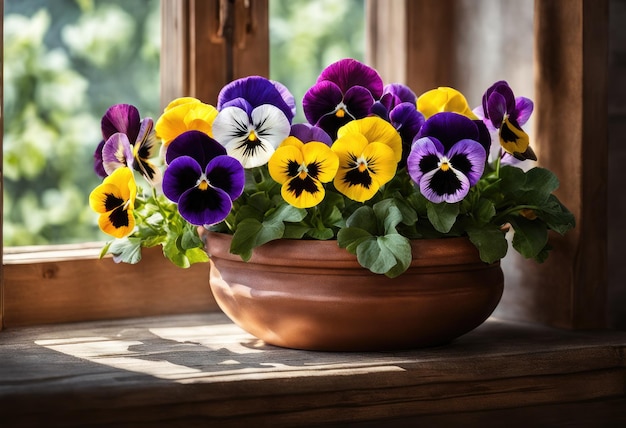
[2,246,216,327]
[1,314,625,427]
[499,0,609,329]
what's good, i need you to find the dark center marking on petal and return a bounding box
[104,193,124,212]
[287,160,300,178]
[109,205,130,228]
[500,117,521,143]
[429,169,463,196]
[343,167,372,188]
[418,154,439,174]
[287,175,319,198]
[306,161,321,179]
[236,138,267,158]
[449,153,473,176]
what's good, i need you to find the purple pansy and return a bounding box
[480,80,536,161]
[407,112,487,203]
[289,123,333,146]
[302,58,384,139]
[162,130,245,226]
[95,104,161,185]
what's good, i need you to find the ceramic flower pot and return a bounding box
[202,230,504,351]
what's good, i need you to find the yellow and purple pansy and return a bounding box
[89,166,137,238]
[302,58,383,139]
[211,76,294,169]
[407,112,487,203]
[331,116,400,202]
[479,80,536,161]
[162,130,245,226]
[95,104,161,185]
[268,136,339,208]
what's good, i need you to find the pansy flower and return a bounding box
[370,83,425,166]
[407,112,486,203]
[212,76,294,169]
[162,130,245,226]
[268,137,339,208]
[480,80,536,161]
[96,104,162,185]
[155,97,218,147]
[332,117,399,202]
[302,58,384,139]
[89,167,137,238]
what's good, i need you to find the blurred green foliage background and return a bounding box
[3,0,364,246]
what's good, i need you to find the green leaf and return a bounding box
[466,224,508,263]
[499,165,526,195]
[337,227,373,253]
[355,234,411,277]
[473,198,496,225]
[509,217,549,259]
[346,206,378,233]
[107,237,143,264]
[520,167,559,204]
[426,201,459,233]
[536,194,576,234]
[229,218,263,261]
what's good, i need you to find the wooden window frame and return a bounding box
[1,0,611,331]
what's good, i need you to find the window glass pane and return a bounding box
[3,0,160,246]
[269,0,365,123]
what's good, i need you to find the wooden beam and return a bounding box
[499,0,609,328]
[2,246,216,327]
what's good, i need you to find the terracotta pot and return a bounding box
[201,230,504,351]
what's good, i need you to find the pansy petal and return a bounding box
[317,58,384,99]
[101,104,140,142]
[102,133,134,175]
[447,139,486,185]
[514,96,534,126]
[289,123,333,146]
[486,91,508,128]
[155,100,217,146]
[272,80,297,119]
[162,156,203,203]
[384,83,417,104]
[268,144,304,184]
[177,185,232,226]
[98,206,135,239]
[302,80,344,126]
[406,137,445,185]
[389,102,425,163]
[417,87,477,120]
[417,112,479,153]
[205,155,245,201]
[93,140,107,178]
[282,175,325,209]
[165,130,226,167]
[217,76,294,122]
[302,142,339,183]
[343,86,376,118]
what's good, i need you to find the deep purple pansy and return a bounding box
[407,112,487,203]
[302,58,384,139]
[162,130,245,226]
[480,80,536,161]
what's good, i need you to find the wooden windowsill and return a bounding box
[1,313,626,427]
